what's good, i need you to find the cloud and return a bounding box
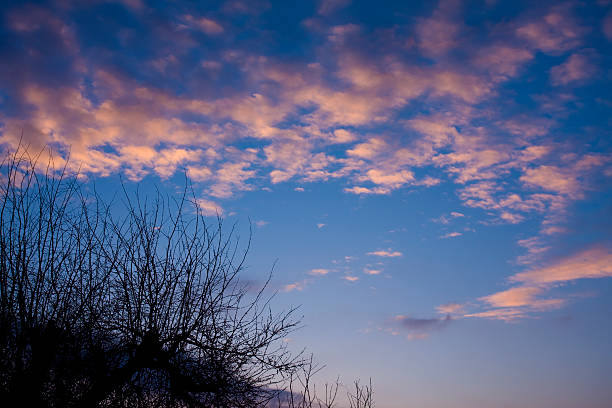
[316,223,326,229]
[479,286,563,309]
[520,165,583,198]
[363,268,381,275]
[282,280,309,292]
[1,0,610,243]
[473,45,533,80]
[343,275,359,282]
[196,198,223,216]
[550,53,596,86]
[516,5,585,54]
[510,247,612,285]
[209,160,257,198]
[436,303,465,315]
[467,246,612,321]
[464,308,528,321]
[182,15,224,35]
[441,232,462,239]
[415,0,462,57]
[308,268,329,276]
[433,211,464,225]
[394,314,452,339]
[344,186,391,195]
[367,250,403,258]
[254,220,268,227]
[516,236,551,265]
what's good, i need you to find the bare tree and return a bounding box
[0,146,303,407]
[273,358,374,408]
[347,380,374,408]
[277,356,339,408]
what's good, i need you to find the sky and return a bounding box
[1,0,612,406]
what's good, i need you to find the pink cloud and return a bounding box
[436,303,465,315]
[187,165,213,182]
[430,71,492,103]
[441,232,462,239]
[344,186,391,195]
[209,160,256,198]
[182,15,224,35]
[415,0,462,57]
[360,168,414,189]
[282,281,307,292]
[347,138,388,159]
[196,198,223,216]
[516,5,585,54]
[550,53,596,86]
[468,246,612,321]
[520,165,582,198]
[331,129,357,143]
[367,250,403,257]
[516,236,551,265]
[464,308,528,322]
[474,45,533,80]
[510,247,612,285]
[3,8,608,240]
[480,286,556,308]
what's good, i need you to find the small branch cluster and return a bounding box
[272,357,374,408]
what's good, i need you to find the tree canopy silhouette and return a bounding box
[0,148,302,407]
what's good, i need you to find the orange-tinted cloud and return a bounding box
[367,250,403,258]
[467,246,612,321]
[510,247,612,285]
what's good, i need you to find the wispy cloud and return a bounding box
[550,52,597,86]
[182,15,224,35]
[436,303,465,315]
[282,280,309,292]
[510,247,612,285]
[393,314,453,340]
[467,246,612,321]
[415,0,462,57]
[196,198,223,216]
[367,250,403,258]
[308,268,330,276]
[516,4,586,54]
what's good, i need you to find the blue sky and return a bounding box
[1,0,612,406]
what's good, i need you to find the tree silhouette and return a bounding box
[0,147,302,407]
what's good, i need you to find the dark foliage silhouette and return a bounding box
[0,147,303,407]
